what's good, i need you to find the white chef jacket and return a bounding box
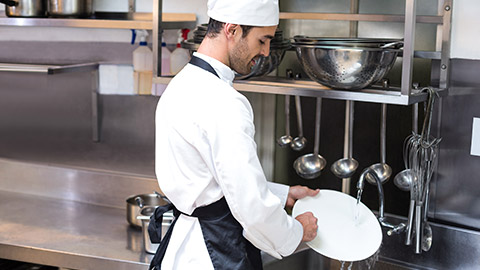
[155,52,303,269]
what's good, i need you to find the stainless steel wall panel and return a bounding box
[433,59,480,229]
[0,158,158,209]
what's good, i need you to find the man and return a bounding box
[151,0,319,269]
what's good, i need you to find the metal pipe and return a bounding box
[153,0,163,77]
[349,0,359,38]
[357,169,406,235]
[342,100,354,194]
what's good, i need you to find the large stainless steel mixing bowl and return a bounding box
[293,44,400,90]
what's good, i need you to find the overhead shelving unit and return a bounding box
[152,0,452,106]
[0,11,196,30]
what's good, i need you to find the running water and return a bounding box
[336,247,380,269]
[354,189,363,226]
[339,261,354,270]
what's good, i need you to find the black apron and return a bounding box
[148,56,263,270]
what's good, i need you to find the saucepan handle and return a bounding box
[0,0,17,7]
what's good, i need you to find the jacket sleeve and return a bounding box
[267,182,289,208]
[198,93,303,259]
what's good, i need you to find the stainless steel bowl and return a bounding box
[293,43,400,90]
[236,42,290,79]
[181,39,291,79]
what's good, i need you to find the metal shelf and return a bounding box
[151,0,451,106]
[153,76,447,106]
[0,62,98,74]
[279,12,443,24]
[0,11,196,30]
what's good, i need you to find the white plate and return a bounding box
[292,189,382,262]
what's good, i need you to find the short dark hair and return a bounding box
[205,18,254,39]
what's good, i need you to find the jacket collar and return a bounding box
[192,52,235,86]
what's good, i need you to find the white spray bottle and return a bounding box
[133,30,153,95]
[170,29,191,75]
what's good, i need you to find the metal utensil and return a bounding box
[277,95,292,147]
[291,96,307,151]
[422,219,433,252]
[409,87,440,254]
[393,169,417,246]
[331,101,358,179]
[293,97,326,179]
[366,104,392,185]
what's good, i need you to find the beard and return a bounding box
[229,38,256,75]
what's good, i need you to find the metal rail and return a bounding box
[279,12,443,24]
[0,62,98,74]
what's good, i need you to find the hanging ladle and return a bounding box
[293,97,327,179]
[331,100,358,179]
[277,95,292,147]
[366,103,392,185]
[291,96,307,151]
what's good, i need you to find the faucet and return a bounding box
[357,168,406,236]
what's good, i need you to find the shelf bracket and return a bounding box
[439,0,452,90]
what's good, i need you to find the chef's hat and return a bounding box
[207,0,279,27]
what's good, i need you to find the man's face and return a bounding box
[229,26,276,75]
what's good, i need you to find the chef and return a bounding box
[151,0,319,269]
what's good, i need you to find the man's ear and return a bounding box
[224,23,241,40]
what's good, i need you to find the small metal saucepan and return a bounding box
[126,193,168,228]
[0,0,47,18]
[48,0,93,18]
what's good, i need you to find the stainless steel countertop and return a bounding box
[0,190,151,270]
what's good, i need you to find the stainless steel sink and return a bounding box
[263,248,415,270]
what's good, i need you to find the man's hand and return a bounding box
[295,212,318,242]
[286,185,320,209]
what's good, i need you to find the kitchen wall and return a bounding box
[0,0,479,230]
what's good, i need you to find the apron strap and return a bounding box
[148,204,180,270]
[189,55,220,78]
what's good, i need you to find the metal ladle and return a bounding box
[291,96,307,151]
[331,100,358,179]
[277,95,292,147]
[393,169,417,245]
[293,97,326,179]
[366,103,392,185]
